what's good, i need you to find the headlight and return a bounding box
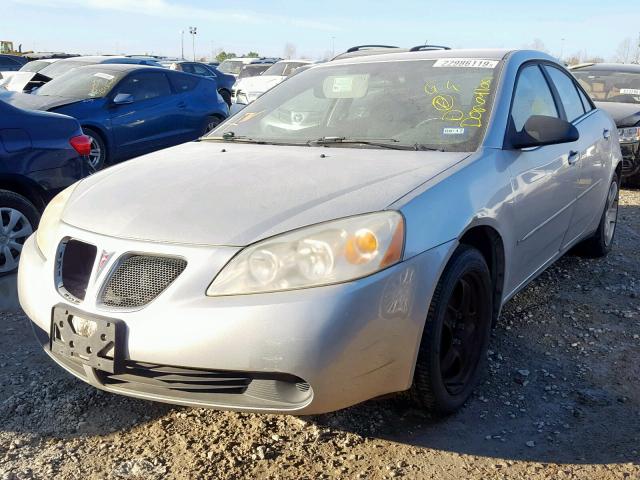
[617,127,640,143]
[207,211,405,296]
[35,183,78,258]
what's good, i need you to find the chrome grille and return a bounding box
[100,255,186,309]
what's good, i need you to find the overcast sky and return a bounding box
[3,0,638,60]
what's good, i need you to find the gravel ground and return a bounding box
[1,189,639,480]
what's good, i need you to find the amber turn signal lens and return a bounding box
[380,220,404,268]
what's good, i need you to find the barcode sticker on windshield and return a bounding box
[94,73,115,80]
[433,59,499,68]
[443,127,465,135]
[620,88,640,95]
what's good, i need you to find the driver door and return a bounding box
[503,64,580,292]
[109,71,178,158]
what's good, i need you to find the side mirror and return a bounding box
[510,115,579,149]
[112,93,134,105]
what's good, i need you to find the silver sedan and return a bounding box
[19,49,622,415]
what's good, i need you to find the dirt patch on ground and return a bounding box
[1,189,639,480]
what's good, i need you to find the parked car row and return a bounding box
[570,63,640,186]
[233,59,312,104]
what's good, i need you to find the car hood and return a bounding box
[595,101,640,128]
[0,91,86,111]
[236,75,284,93]
[63,142,469,246]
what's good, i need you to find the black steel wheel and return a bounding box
[411,245,493,414]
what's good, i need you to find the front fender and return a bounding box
[393,148,514,260]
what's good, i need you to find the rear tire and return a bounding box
[576,173,619,258]
[83,127,107,170]
[410,245,493,415]
[0,190,39,275]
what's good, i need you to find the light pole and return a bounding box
[331,36,335,57]
[189,26,197,61]
[181,30,185,60]
[560,38,565,61]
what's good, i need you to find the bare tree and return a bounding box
[616,37,632,63]
[525,38,549,53]
[565,51,583,66]
[283,42,297,60]
[633,33,640,64]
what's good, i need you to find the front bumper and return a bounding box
[18,224,454,414]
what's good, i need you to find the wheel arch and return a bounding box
[81,124,111,151]
[458,224,506,325]
[0,175,46,211]
[614,159,623,180]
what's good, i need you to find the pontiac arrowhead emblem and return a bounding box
[96,250,114,277]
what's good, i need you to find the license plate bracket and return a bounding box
[50,305,124,374]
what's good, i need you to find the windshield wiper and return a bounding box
[307,136,416,150]
[202,131,270,144]
[308,137,444,151]
[202,132,307,146]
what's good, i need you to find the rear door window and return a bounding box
[192,64,212,76]
[180,63,195,74]
[115,72,172,102]
[169,72,200,92]
[544,65,586,122]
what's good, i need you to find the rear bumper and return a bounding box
[19,228,454,414]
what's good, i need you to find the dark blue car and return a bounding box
[2,64,229,169]
[0,99,91,274]
[0,54,28,73]
[161,61,236,106]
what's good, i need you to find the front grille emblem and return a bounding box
[96,250,114,278]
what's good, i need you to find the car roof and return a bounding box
[58,55,154,64]
[569,62,640,73]
[71,64,165,73]
[325,48,516,66]
[0,54,27,63]
[273,59,312,64]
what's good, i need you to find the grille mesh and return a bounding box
[100,255,187,309]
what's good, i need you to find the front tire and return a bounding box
[410,245,493,414]
[83,127,107,171]
[625,171,640,188]
[0,190,39,275]
[202,115,222,136]
[577,173,619,258]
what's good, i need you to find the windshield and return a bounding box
[36,67,124,98]
[263,62,308,77]
[39,60,95,79]
[209,58,502,152]
[19,60,53,73]
[238,65,270,79]
[218,60,245,75]
[573,69,640,104]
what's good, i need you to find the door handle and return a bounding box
[177,102,187,109]
[603,129,611,140]
[568,150,580,165]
